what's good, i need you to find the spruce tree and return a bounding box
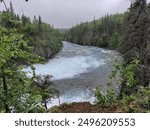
[121,0,150,86]
[9,1,14,13]
[38,15,42,37]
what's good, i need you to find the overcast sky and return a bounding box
[0,0,132,28]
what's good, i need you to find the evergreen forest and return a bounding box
[0,0,150,113]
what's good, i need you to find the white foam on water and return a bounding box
[23,42,121,108]
[24,56,105,80]
[101,49,114,54]
[47,90,95,108]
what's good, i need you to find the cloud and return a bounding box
[0,0,131,28]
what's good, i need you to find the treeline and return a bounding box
[0,1,62,59]
[64,13,125,49]
[64,0,150,112]
[65,0,150,88]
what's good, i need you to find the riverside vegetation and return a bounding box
[0,0,150,113]
[0,1,62,59]
[62,0,150,113]
[0,1,62,112]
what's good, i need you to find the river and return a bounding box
[25,41,122,108]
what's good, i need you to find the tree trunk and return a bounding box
[1,67,9,112]
[44,100,48,110]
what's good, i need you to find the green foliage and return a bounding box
[21,15,63,59]
[105,86,115,106]
[95,87,105,107]
[109,32,123,48]
[121,86,150,113]
[34,75,54,110]
[120,0,150,87]
[64,13,124,49]
[95,58,142,109]
[0,5,62,59]
[0,0,62,113]
[113,59,139,88]
[121,60,139,88]
[95,58,150,112]
[113,59,139,96]
[0,25,46,113]
[26,95,46,113]
[95,85,115,107]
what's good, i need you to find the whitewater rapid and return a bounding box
[24,41,121,108]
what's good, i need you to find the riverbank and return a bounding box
[48,84,150,113]
[48,102,122,113]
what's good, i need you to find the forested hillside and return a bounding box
[64,13,125,49]
[0,2,62,59]
[59,0,150,113]
[0,0,150,113]
[65,0,150,88]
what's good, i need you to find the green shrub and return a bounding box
[95,86,115,107]
[121,86,150,112]
[95,86,106,107]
